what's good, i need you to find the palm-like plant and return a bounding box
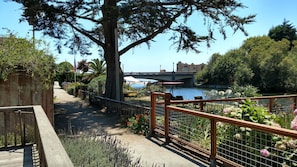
[87,58,106,82]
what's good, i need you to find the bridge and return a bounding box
[124,71,196,87]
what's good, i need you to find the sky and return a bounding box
[0,0,297,72]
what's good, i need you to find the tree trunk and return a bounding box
[102,0,124,101]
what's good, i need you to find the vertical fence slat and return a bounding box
[13,111,17,146]
[19,112,24,147]
[150,92,156,133]
[4,111,8,147]
[164,93,171,143]
[210,119,217,167]
[293,97,297,110]
[268,98,274,113]
[22,113,26,146]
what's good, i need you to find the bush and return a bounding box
[87,76,106,93]
[204,85,260,99]
[66,82,84,96]
[127,114,149,135]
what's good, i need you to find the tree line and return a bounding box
[197,20,297,93]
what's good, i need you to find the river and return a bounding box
[131,83,211,100]
[165,87,210,100]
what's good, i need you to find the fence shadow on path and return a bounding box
[54,100,123,136]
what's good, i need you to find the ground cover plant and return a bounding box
[60,132,142,167]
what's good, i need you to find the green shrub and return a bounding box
[66,82,84,95]
[127,114,149,135]
[87,76,106,93]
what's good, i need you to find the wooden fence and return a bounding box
[0,71,54,124]
[151,92,297,166]
[0,105,73,167]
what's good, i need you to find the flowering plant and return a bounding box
[127,114,149,135]
[257,109,297,166]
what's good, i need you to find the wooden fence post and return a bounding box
[4,111,8,147]
[164,93,171,143]
[268,98,274,113]
[150,92,156,135]
[293,97,297,110]
[210,119,217,167]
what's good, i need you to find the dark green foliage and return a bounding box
[55,61,74,86]
[268,19,297,49]
[197,24,297,92]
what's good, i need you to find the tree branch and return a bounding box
[119,8,185,56]
[66,20,105,49]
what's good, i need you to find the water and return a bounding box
[130,81,211,100]
[166,87,209,100]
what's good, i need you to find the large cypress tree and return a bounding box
[11,0,255,100]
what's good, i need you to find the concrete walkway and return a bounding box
[54,82,207,167]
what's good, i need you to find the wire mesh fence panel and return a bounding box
[168,110,211,151]
[217,122,297,167]
[273,97,294,113]
[203,101,235,115]
[155,104,165,131]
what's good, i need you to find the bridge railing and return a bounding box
[151,92,297,166]
[0,105,73,167]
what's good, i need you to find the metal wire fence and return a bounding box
[87,92,150,118]
[217,122,297,167]
[151,92,297,166]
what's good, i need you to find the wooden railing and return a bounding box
[151,92,297,167]
[0,105,73,167]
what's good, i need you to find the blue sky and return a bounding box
[1,0,296,72]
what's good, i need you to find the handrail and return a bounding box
[0,105,73,167]
[33,105,73,167]
[161,94,297,113]
[167,105,297,138]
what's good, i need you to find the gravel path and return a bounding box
[53,82,206,167]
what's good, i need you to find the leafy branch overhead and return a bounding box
[13,0,255,54]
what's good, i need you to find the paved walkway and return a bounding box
[54,82,207,167]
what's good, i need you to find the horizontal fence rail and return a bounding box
[87,91,150,116]
[151,92,297,167]
[0,105,73,167]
